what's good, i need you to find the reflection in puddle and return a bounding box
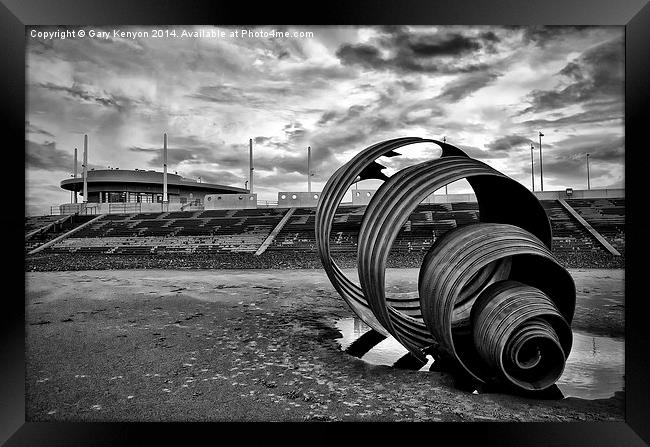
[556,332,624,400]
[334,317,623,400]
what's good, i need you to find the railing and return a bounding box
[180,199,204,211]
[108,203,142,214]
[257,200,279,207]
[53,203,100,215]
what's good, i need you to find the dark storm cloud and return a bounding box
[436,71,500,102]
[521,36,623,114]
[128,135,245,168]
[535,133,623,187]
[458,145,508,160]
[315,105,371,126]
[549,134,624,163]
[316,111,338,126]
[36,82,132,110]
[26,140,74,171]
[518,26,592,47]
[335,28,499,74]
[406,33,481,56]
[485,135,534,155]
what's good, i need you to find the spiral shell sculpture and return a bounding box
[315,137,576,392]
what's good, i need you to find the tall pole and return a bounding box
[249,138,254,194]
[443,137,448,195]
[163,133,168,203]
[82,135,88,203]
[586,153,591,190]
[530,144,535,192]
[73,147,78,203]
[539,131,544,191]
[307,146,311,193]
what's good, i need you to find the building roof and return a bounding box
[60,169,247,194]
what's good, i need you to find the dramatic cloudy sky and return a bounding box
[26,25,624,215]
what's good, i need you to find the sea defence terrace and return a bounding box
[27,192,625,268]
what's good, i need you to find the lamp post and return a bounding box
[586,153,591,190]
[539,131,544,191]
[245,180,248,191]
[530,143,535,191]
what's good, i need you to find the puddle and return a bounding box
[334,317,623,400]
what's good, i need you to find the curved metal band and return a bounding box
[418,223,575,383]
[356,156,553,360]
[316,137,575,392]
[315,137,465,334]
[471,280,573,390]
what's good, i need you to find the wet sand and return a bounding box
[25,268,624,422]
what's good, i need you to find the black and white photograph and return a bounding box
[23,24,627,424]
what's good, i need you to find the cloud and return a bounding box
[335,28,499,74]
[485,135,534,155]
[26,140,74,172]
[24,25,625,209]
[129,134,253,171]
[181,168,245,186]
[436,71,500,102]
[26,121,54,138]
[405,33,483,57]
[549,134,624,163]
[36,82,133,110]
[521,36,623,113]
[187,84,292,108]
[518,26,592,47]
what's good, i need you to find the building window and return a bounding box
[109,192,123,203]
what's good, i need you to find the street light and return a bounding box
[530,143,535,192]
[586,153,591,190]
[245,180,249,191]
[539,131,544,191]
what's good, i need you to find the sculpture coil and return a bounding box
[315,137,576,392]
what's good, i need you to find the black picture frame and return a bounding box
[3,0,649,445]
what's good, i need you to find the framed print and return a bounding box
[2,0,649,445]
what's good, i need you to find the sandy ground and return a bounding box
[25,268,624,422]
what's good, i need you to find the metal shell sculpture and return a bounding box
[315,137,576,392]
